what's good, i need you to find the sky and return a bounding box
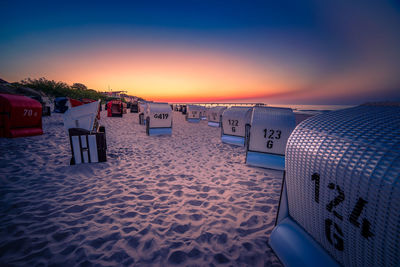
[1,0,400,104]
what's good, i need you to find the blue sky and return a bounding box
[1,0,400,104]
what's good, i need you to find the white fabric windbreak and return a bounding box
[222,107,252,137]
[207,106,227,123]
[63,100,99,132]
[186,105,203,119]
[285,104,400,267]
[146,102,172,128]
[248,106,295,155]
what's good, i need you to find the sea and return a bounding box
[172,102,355,115]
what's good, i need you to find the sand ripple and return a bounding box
[0,111,282,266]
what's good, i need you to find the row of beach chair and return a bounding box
[2,92,398,267]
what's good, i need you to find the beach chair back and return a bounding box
[245,106,295,170]
[146,102,172,136]
[220,106,252,146]
[186,105,202,122]
[270,103,400,267]
[68,127,107,165]
[207,106,227,127]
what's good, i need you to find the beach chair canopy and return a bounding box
[63,100,100,132]
[270,103,400,267]
[186,105,203,119]
[54,97,69,113]
[207,106,227,122]
[0,93,43,138]
[146,102,172,128]
[221,107,252,137]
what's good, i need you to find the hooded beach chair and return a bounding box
[186,105,203,123]
[0,93,43,138]
[199,106,208,120]
[220,106,252,146]
[269,103,400,267]
[107,100,123,117]
[130,102,139,113]
[54,97,69,113]
[145,102,172,136]
[245,106,296,170]
[207,106,227,127]
[63,100,107,165]
[181,105,187,114]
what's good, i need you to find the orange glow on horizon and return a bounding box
[13,44,311,102]
[4,41,395,104]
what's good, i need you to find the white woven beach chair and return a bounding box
[270,103,400,267]
[220,106,252,146]
[145,102,172,136]
[186,105,203,123]
[63,101,107,165]
[207,106,227,127]
[245,106,296,170]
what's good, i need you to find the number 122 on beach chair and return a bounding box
[245,106,296,171]
[221,106,252,146]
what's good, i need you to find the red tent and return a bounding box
[0,93,43,138]
[107,100,123,117]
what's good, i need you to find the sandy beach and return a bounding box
[0,109,285,266]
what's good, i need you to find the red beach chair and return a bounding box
[0,93,43,138]
[107,100,123,117]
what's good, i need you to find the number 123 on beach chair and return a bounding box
[269,104,400,267]
[245,106,296,170]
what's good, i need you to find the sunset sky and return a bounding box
[1,0,399,104]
